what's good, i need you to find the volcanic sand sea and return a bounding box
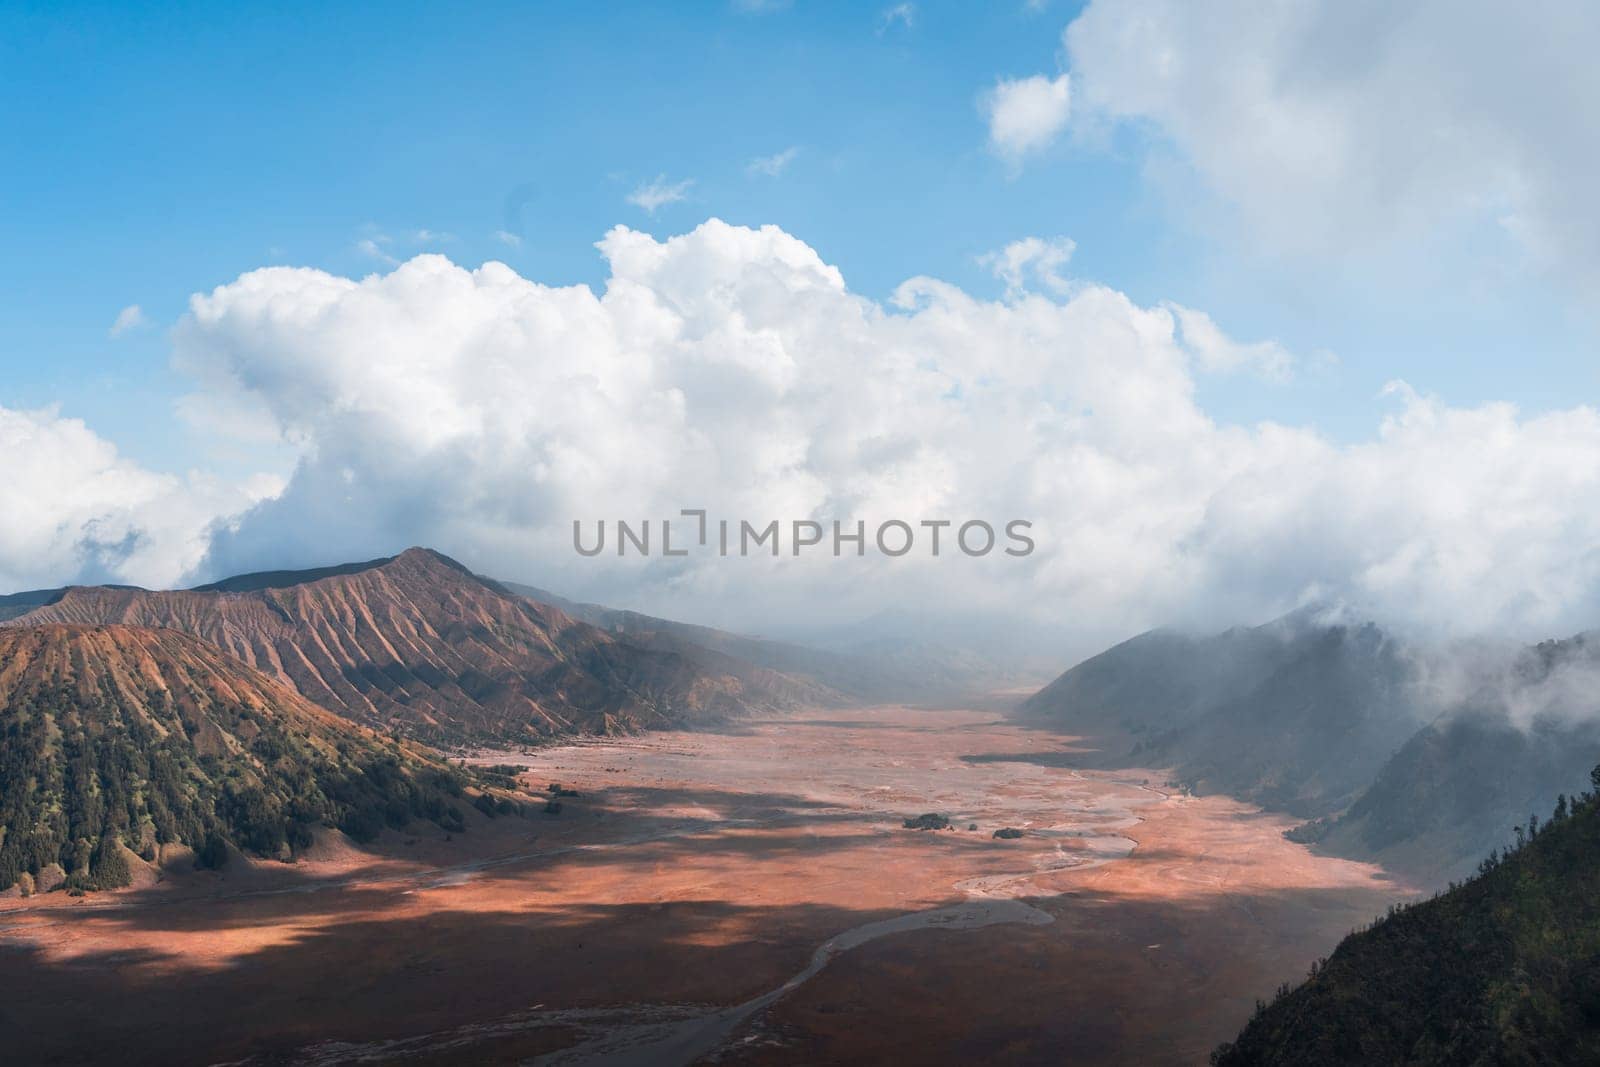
[0,705,1408,1065]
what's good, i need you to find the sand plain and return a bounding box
[0,706,1407,1065]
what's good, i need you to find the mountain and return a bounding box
[0,624,475,895]
[502,582,919,703]
[1214,764,1600,1065]
[190,557,396,593]
[1295,634,1600,883]
[1296,710,1600,884]
[1025,614,1600,883]
[1154,622,1421,817]
[7,549,826,745]
[0,585,141,622]
[1018,623,1292,739]
[1021,612,1425,818]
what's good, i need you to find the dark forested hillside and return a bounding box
[0,624,477,895]
[1214,769,1600,1065]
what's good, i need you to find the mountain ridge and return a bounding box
[8,548,830,745]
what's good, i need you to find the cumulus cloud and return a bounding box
[0,405,280,592]
[982,73,1071,165]
[979,236,1075,298]
[161,220,1600,658]
[1166,304,1293,381]
[627,175,694,214]
[1062,0,1600,281]
[108,304,146,338]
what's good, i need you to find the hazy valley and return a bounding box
[2,548,1597,1063]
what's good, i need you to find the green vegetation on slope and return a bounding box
[1214,768,1600,1064]
[0,625,479,894]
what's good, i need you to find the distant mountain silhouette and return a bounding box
[1022,611,1424,818]
[0,584,142,622]
[1022,614,1600,885]
[1299,633,1600,883]
[502,582,949,703]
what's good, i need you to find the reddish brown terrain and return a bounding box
[0,624,480,894]
[0,704,1409,1065]
[1,622,349,724]
[8,549,834,744]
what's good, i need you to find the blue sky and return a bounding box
[5,1,1600,648]
[4,0,1593,479]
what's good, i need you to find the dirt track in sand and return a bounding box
[0,706,1408,1065]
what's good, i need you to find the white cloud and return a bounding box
[1062,0,1600,282]
[166,220,1600,657]
[0,405,280,591]
[356,237,399,266]
[627,175,694,214]
[492,229,523,247]
[108,304,146,339]
[1166,303,1293,381]
[982,73,1071,165]
[979,236,1076,298]
[879,3,915,33]
[747,147,800,178]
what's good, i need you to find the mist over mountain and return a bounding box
[1023,610,1423,815]
[7,548,826,745]
[512,582,1038,703]
[1296,634,1600,883]
[1022,610,1600,883]
[1020,617,1312,737]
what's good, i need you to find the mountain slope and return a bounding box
[503,582,907,702]
[1155,622,1420,817]
[10,549,822,744]
[1018,624,1291,739]
[1214,766,1600,1065]
[1298,635,1600,882]
[0,624,473,894]
[190,557,394,593]
[1021,612,1424,818]
[0,585,142,622]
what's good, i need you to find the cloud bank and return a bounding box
[0,405,279,592]
[8,219,1600,657]
[1062,0,1600,281]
